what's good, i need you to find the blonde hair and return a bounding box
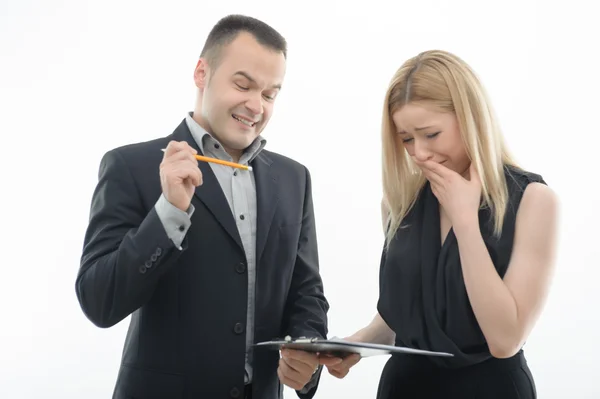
[381,50,518,245]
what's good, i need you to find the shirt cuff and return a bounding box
[154,194,194,249]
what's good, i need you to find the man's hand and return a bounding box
[277,349,341,390]
[160,140,203,211]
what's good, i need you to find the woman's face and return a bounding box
[392,103,470,176]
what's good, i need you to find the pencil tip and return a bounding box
[247,166,253,171]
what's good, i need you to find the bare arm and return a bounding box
[453,183,559,358]
[352,313,395,345]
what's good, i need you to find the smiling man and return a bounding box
[75,14,336,399]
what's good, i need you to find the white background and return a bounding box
[1,0,598,398]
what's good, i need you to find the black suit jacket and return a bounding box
[75,119,329,399]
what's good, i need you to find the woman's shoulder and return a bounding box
[502,164,557,222]
[503,164,547,195]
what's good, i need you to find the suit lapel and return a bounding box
[193,160,244,250]
[252,152,279,267]
[170,120,244,251]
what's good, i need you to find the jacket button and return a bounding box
[139,265,147,274]
[235,262,246,274]
[230,387,240,398]
[234,323,244,334]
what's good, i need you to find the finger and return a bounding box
[281,349,318,367]
[183,163,203,187]
[281,355,314,376]
[163,140,180,157]
[278,359,304,389]
[318,356,343,367]
[342,354,361,367]
[279,358,303,379]
[422,161,444,178]
[193,167,203,187]
[163,147,198,163]
[326,365,348,379]
[163,163,203,188]
[164,141,198,158]
[184,173,201,189]
[326,354,360,376]
[430,182,442,199]
[278,366,303,390]
[423,160,455,179]
[163,140,186,157]
[469,161,480,182]
[164,160,200,180]
[422,168,444,186]
[334,354,360,372]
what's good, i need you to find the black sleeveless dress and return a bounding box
[376,165,545,399]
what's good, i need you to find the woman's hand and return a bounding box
[319,336,362,379]
[418,160,482,227]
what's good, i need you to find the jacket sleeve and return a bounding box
[280,167,329,399]
[75,149,188,328]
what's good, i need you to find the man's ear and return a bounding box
[193,58,210,89]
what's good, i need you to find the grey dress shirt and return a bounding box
[155,112,265,385]
[154,113,319,394]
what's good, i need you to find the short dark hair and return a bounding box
[200,14,287,68]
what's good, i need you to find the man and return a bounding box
[75,14,339,399]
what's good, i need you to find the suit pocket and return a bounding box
[116,364,184,399]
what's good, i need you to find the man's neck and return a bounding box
[225,147,244,163]
[191,112,210,136]
[191,112,244,163]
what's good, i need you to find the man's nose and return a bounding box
[245,93,264,116]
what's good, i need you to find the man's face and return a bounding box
[194,32,286,154]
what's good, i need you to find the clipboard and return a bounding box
[254,336,453,358]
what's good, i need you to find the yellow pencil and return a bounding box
[160,148,252,171]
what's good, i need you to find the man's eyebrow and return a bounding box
[233,71,255,82]
[233,71,282,90]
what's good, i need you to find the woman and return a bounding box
[323,50,559,398]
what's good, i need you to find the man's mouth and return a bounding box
[232,114,257,127]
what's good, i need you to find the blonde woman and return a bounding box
[322,50,559,398]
